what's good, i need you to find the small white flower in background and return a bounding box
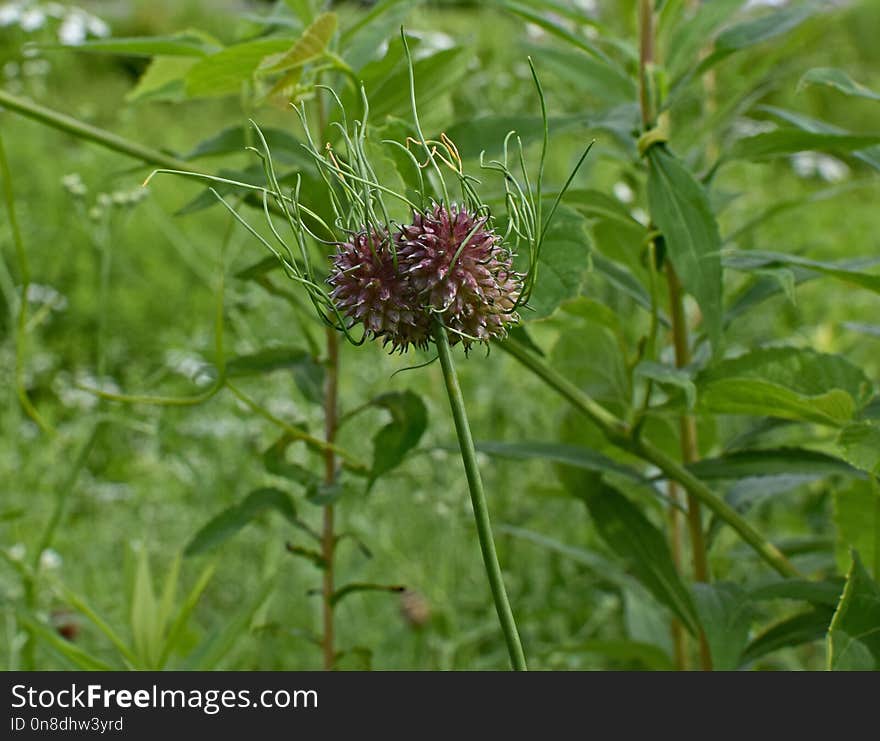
[57,11,86,45]
[525,22,544,41]
[165,349,215,386]
[26,282,68,311]
[8,543,26,561]
[790,152,849,182]
[631,207,650,226]
[3,61,20,79]
[39,548,62,570]
[613,181,635,204]
[745,0,788,8]
[86,15,109,38]
[19,7,44,31]
[0,3,23,27]
[732,118,777,138]
[406,29,455,57]
[61,172,87,197]
[575,0,598,13]
[816,154,849,182]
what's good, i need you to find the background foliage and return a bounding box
[1,0,879,670]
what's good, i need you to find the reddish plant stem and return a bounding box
[667,481,690,671]
[667,266,712,671]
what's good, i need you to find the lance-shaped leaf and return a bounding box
[185,488,300,555]
[259,12,338,73]
[693,582,755,670]
[577,483,700,635]
[729,129,880,161]
[696,346,872,426]
[798,67,880,102]
[646,147,723,352]
[724,250,880,296]
[741,608,834,666]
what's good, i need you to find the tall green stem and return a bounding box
[433,321,527,671]
[501,337,800,579]
[321,328,339,671]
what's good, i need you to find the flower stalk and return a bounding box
[433,319,527,671]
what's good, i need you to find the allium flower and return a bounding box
[327,229,430,352]
[395,203,522,348]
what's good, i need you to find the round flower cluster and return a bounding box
[328,204,522,352]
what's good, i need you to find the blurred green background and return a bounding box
[1,0,879,670]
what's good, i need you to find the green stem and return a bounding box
[0,89,194,173]
[433,321,527,671]
[321,328,339,671]
[500,337,800,579]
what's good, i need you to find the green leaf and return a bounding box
[827,552,880,670]
[634,361,696,409]
[185,487,299,556]
[61,589,139,666]
[496,523,640,592]
[564,639,673,670]
[224,347,324,391]
[729,129,880,160]
[182,125,313,169]
[330,582,405,607]
[699,1,820,71]
[798,67,880,102]
[499,0,611,62]
[646,146,723,352]
[665,0,745,80]
[590,251,659,319]
[160,562,216,668]
[187,576,277,670]
[126,57,199,103]
[525,45,636,105]
[759,105,880,172]
[832,479,880,577]
[259,12,337,73]
[186,38,296,98]
[57,33,216,57]
[693,582,754,670]
[697,346,871,426]
[226,346,309,376]
[340,0,414,71]
[750,578,845,607]
[837,423,880,475]
[444,115,572,160]
[16,613,116,671]
[550,311,630,406]
[475,440,649,482]
[741,608,834,665]
[361,46,470,121]
[578,483,700,635]
[724,250,880,296]
[528,205,591,320]
[130,546,160,669]
[689,448,863,481]
[369,391,428,484]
